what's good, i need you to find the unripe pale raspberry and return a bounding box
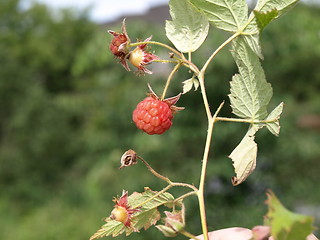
[132,97,173,135]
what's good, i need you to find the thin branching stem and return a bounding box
[198,73,212,121]
[171,182,199,192]
[138,155,198,191]
[154,59,180,64]
[161,62,182,100]
[180,229,200,240]
[201,32,240,75]
[216,117,278,124]
[137,155,172,184]
[130,41,184,60]
[197,102,225,240]
[174,191,198,204]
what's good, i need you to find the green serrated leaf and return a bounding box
[254,0,299,16]
[131,208,160,232]
[165,0,209,53]
[240,9,278,58]
[189,0,248,32]
[266,190,315,240]
[89,220,125,239]
[242,33,263,59]
[241,0,299,57]
[129,187,174,210]
[90,188,175,239]
[182,77,199,94]
[228,37,272,120]
[229,127,258,186]
[254,9,279,32]
[265,102,284,136]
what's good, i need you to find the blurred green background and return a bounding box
[0,0,319,239]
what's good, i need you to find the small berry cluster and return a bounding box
[108,22,183,135]
[108,20,158,74]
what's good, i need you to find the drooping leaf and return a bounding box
[165,0,209,53]
[265,102,284,136]
[182,76,199,94]
[266,190,315,240]
[229,127,258,186]
[189,0,248,32]
[90,188,174,239]
[228,37,272,120]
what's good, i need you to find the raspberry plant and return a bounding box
[91,0,318,239]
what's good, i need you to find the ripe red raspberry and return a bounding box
[133,97,173,135]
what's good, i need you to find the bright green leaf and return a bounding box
[189,0,248,32]
[265,102,284,136]
[242,0,299,57]
[165,0,209,53]
[182,76,199,94]
[228,37,272,120]
[266,190,315,240]
[229,127,258,186]
[90,188,174,239]
[254,9,279,32]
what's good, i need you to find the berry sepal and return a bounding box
[147,84,185,113]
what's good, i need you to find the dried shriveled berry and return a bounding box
[108,19,131,71]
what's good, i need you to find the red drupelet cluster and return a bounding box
[133,97,173,135]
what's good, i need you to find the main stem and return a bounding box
[197,102,224,240]
[197,117,214,240]
[195,32,240,240]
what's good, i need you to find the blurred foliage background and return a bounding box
[0,0,319,239]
